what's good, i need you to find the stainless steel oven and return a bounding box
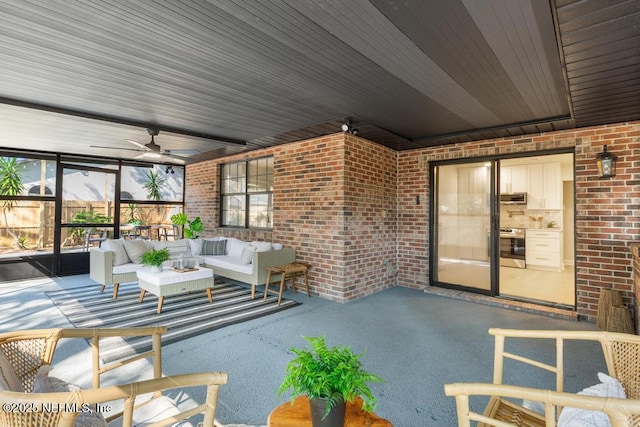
[499,228,526,268]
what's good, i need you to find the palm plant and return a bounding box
[143,171,166,201]
[0,157,25,248]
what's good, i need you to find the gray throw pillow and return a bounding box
[202,239,227,256]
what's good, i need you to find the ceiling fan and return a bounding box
[91,128,196,161]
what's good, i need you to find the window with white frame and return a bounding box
[221,157,273,228]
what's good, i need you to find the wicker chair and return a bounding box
[444,328,640,426]
[0,327,227,426]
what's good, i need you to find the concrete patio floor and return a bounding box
[0,275,607,426]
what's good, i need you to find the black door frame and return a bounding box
[429,147,576,305]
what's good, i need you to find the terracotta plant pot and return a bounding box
[309,397,346,427]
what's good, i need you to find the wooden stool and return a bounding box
[607,306,635,334]
[264,262,311,305]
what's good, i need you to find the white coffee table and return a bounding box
[137,266,215,314]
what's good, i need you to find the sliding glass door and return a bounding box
[431,152,576,309]
[432,161,494,291]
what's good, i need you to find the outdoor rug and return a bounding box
[46,281,300,362]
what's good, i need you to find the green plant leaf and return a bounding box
[278,335,383,418]
[140,248,170,267]
[143,170,166,201]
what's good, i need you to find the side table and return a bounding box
[264,262,311,305]
[267,396,392,426]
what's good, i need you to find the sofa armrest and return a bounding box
[89,249,114,285]
[254,247,296,284]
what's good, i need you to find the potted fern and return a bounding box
[140,248,170,273]
[278,335,383,427]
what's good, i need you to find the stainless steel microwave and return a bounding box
[500,192,527,205]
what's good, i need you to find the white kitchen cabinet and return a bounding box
[526,229,562,271]
[527,163,562,209]
[500,165,527,193]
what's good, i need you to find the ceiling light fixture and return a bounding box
[165,166,174,174]
[595,145,617,178]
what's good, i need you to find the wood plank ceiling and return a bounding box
[0,0,638,164]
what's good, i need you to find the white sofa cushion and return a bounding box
[188,238,204,256]
[226,238,250,257]
[204,255,253,275]
[112,262,142,275]
[104,239,131,266]
[149,239,191,259]
[252,241,272,252]
[241,245,256,265]
[123,239,148,264]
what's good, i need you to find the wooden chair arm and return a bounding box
[0,327,167,391]
[445,382,640,427]
[0,371,228,427]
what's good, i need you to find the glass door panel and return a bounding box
[433,162,492,291]
[58,166,116,274]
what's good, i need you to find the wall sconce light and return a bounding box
[595,145,617,178]
[165,166,175,174]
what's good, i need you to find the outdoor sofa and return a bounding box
[90,237,295,298]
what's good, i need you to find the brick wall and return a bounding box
[186,121,639,319]
[343,134,397,300]
[186,132,397,302]
[397,121,640,321]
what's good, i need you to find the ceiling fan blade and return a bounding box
[90,145,145,152]
[136,151,163,159]
[162,151,192,161]
[127,139,150,150]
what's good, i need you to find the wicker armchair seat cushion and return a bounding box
[108,395,194,427]
[558,373,626,427]
[0,348,22,391]
[33,367,107,427]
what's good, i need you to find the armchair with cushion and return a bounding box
[0,326,227,426]
[444,328,640,426]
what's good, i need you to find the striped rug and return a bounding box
[46,281,300,362]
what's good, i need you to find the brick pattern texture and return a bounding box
[186,133,397,302]
[186,121,639,320]
[397,121,640,322]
